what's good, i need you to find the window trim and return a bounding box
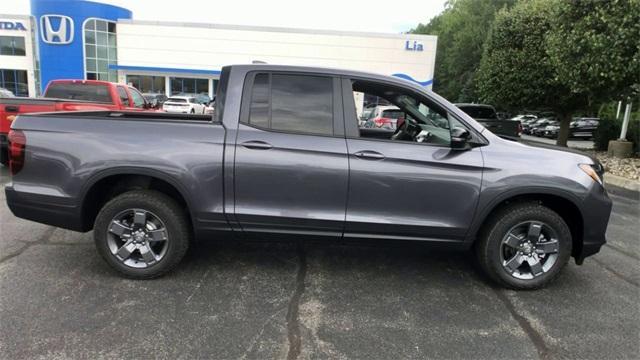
[239,70,344,138]
[341,77,487,148]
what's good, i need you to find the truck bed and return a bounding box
[8,110,226,233]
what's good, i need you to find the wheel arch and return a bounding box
[79,167,195,233]
[468,188,584,259]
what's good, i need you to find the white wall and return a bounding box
[0,15,37,96]
[115,20,436,88]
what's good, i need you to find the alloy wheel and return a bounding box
[500,221,560,280]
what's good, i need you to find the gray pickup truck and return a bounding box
[5,65,611,289]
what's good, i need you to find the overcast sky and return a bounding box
[2,0,446,33]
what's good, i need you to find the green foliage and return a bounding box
[410,0,516,102]
[546,0,640,103]
[475,0,584,115]
[593,117,640,154]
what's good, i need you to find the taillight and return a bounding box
[8,129,26,175]
[374,117,392,127]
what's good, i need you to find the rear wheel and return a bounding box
[94,190,190,279]
[475,202,572,289]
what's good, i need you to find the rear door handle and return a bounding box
[241,140,273,150]
[354,150,385,160]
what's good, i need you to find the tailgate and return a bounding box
[0,99,60,134]
[476,119,520,137]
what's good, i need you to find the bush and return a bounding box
[594,117,640,154]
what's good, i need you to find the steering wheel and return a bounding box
[392,117,419,141]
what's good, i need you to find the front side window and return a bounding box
[0,36,26,56]
[117,86,129,106]
[349,80,458,146]
[129,88,146,108]
[84,19,117,82]
[247,73,334,136]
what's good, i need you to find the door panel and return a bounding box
[345,139,483,241]
[234,124,349,236]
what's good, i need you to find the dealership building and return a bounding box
[1,0,436,99]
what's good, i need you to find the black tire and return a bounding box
[94,190,190,279]
[475,202,572,290]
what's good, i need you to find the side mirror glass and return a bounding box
[451,126,471,150]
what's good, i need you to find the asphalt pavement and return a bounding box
[0,165,638,359]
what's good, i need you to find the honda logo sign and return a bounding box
[40,15,74,45]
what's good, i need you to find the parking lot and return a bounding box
[0,164,638,359]
[520,135,594,150]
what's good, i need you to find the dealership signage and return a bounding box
[405,40,424,52]
[0,21,27,31]
[40,15,74,45]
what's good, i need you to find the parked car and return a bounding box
[0,88,15,98]
[510,114,538,122]
[570,118,599,139]
[542,120,561,138]
[530,118,554,137]
[521,118,539,135]
[455,103,521,139]
[0,79,152,166]
[362,105,404,130]
[162,96,206,114]
[5,64,611,290]
[143,93,168,109]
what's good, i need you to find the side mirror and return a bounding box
[451,126,471,150]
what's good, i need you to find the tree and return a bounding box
[546,0,640,142]
[476,0,586,146]
[411,0,516,102]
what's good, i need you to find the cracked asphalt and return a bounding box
[1,165,638,359]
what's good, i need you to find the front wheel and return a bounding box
[475,202,572,289]
[94,190,190,279]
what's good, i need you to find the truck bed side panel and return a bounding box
[7,114,226,236]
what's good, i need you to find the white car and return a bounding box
[510,114,538,121]
[162,96,206,114]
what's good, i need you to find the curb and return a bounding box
[605,173,640,193]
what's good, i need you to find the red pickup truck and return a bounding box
[0,79,152,165]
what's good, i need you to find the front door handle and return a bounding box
[241,140,273,150]
[354,150,385,160]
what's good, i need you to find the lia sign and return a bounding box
[0,21,27,31]
[404,40,424,52]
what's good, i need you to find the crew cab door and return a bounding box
[233,72,348,237]
[342,78,484,241]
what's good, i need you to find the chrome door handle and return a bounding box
[241,141,273,150]
[354,150,385,160]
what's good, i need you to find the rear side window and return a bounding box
[117,86,129,106]
[247,73,334,136]
[45,83,113,103]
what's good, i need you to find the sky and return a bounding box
[1,0,446,33]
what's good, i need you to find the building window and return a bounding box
[127,75,165,94]
[0,36,26,56]
[170,77,209,96]
[0,69,29,97]
[84,19,117,82]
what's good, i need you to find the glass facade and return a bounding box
[126,75,165,94]
[170,77,209,96]
[0,69,29,97]
[0,36,26,56]
[84,19,117,82]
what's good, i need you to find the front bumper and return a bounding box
[574,182,612,264]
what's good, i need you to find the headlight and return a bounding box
[579,164,603,185]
